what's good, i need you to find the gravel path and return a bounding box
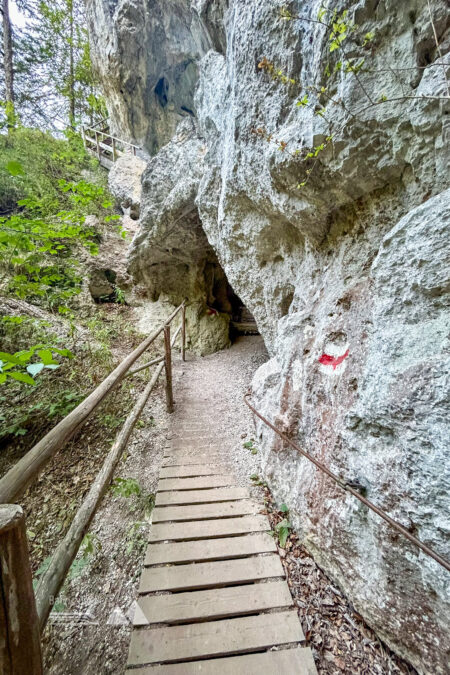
[44,335,268,674]
[168,335,268,487]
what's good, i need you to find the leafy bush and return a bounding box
[0,127,119,315]
[110,477,142,499]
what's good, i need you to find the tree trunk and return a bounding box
[68,0,75,127]
[2,0,15,129]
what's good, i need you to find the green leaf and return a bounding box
[0,351,22,365]
[52,347,73,358]
[6,160,25,176]
[27,363,45,376]
[8,371,36,385]
[275,518,292,548]
[0,373,7,384]
[37,348,56,365]
[280,503,289,513]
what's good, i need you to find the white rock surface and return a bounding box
[87,0,450,670]
[108,152,146,219]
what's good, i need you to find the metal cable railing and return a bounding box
[244,393,450,573]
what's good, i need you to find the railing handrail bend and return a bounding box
[244,393,450,573]
[82,125,139,151]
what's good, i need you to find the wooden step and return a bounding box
[134,580,293,625]
[155,487,248,506]
[158,475,234,491]
[144,533,277,565]
[152,500,259,523]
[162,454,221,467]
[159,464,227,478]
[127,647,317,674]
[149,515,269,542]
[139,554,284,593]
[127,610,303,666]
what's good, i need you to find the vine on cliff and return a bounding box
[255,3,450,189]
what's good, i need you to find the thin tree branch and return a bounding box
[427,0,450,97]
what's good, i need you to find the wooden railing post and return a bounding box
[112,137,117,162]
[95,130,100,160]
[0,505,43,675]
[164,325,174,413]
[181,305,186,362]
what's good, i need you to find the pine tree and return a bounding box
[1,0,105,131]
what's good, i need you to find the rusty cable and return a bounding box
[244,393,450,573]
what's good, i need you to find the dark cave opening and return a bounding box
[204,262,259,339]
[155,77,169,107]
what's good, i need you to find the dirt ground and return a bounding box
[12,333,417,674]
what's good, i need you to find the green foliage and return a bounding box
[3,0,104,131]
[110,477,142,499]
[79,532,101,559]
[0,128,118,325]
[0,345,73,385]
[275,518,292,548]
[125,521,147,555]
[280,503,289,513]
[46,390,83,417]
[99,412,125,430]
[243,438,258,455]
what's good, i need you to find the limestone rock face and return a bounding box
[128,118,231,353]
[108,152,147,219]
[87,0,450,670]
[85,0,211,153]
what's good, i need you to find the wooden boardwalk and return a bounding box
[126,439,317,672]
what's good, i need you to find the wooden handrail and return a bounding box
[0,303,185,504]
[0,302,186,666]
[36,359,163,628]
[35,315,185,629]
[82,126,139,153]
[0,505,43,673]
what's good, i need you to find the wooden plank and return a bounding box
[127,647,317,675]
[159,464,227,478]
[162,454,221,466]
[127,610,303,666]
[152,500,258,523]
[163,448,218,457]
[144,533,277,565]
[134,580,293,625]
[164,445,218,453]
[155,487,248,506]
[157,475,234,491]
[139,554,283,593]
[149,515,269,542]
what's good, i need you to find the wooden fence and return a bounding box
[0,303,186,672]
[81,125,140,169]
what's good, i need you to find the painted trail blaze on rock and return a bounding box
[318,349,349,370]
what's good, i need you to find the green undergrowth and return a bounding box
[0,306,149,459]
[0,127,121,319]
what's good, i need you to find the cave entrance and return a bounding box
[204,262,259,339]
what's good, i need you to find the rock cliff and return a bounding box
[86,0,450,671]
